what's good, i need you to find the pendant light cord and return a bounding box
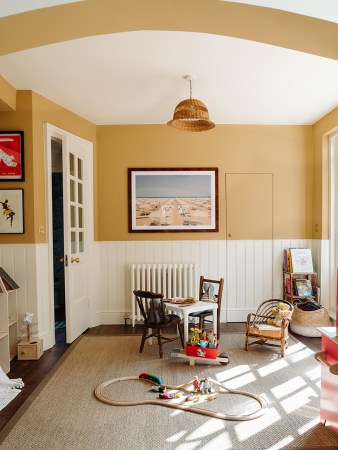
[189,80,192,99]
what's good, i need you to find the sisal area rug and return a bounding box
[1,334,338,450]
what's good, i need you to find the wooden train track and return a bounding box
[95,375,267,421]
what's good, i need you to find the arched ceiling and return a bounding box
[0,0,337,125]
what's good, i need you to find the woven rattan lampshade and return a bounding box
[167,76,215,132]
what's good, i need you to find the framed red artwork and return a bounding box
[0,131,24,181]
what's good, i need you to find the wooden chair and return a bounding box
[245,299,294,357]
[133,290,184,359]
[188,277,224,339]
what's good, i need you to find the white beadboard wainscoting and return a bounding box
[0,244,54,349]
[0,239,330,350]
[96,239,325,324]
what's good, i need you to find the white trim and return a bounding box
[329,132,338,311]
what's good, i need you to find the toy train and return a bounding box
[139,372,163,385]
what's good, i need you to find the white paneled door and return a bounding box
[46,124,94,344]
[63,134,93,342]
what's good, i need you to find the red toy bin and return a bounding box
[185,344,219,359]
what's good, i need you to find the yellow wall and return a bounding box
[97,124,313,241]
[313,107,338,239]
[0,75,16,111]
[3,90,335,244]
[0,91,97,243]
[0,91,34,242]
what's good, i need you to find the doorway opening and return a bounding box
[51,137,66,335]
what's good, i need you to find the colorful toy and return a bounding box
[267,302,293,327]
[159,392,176,399]
[139,372,163,385]
[95,374,267,422]
[200,377,213,394]
[151,386,166,393]
[189,327,202,346]
[197,348,206,357]
[193,376,200,392]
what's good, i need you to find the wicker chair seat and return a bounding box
[247,325,285,339]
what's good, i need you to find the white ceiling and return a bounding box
[0,1,337,126]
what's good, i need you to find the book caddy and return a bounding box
[282,248,318,304]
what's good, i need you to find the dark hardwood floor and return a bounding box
[0,323,322,433]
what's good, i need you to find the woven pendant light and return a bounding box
[167,75,215,132]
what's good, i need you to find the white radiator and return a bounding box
[130,263,200,326]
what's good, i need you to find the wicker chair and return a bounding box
[133,290,184,359]
[245,299,294,357]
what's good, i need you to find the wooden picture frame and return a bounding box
[128,168,218,233]
[0,131,24,181]
[0,189,24,234]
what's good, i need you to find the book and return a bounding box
[290,248,313,273]
[285,277,291,294]
[295,278,313,297]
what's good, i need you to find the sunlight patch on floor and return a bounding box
[267,435,294,450]
[186,418,224,440]
[222,371,256,389]
[216,364,252,382]
[175,441,200,450]
[285,341,306,354]
[258,358,288,377]
[305,365,321,381]
[171,408,184,416]
[287,347,314,363]
[235,407,281,441]
[270,376,306,399]
[166,430,188,442]
[297,416,320,435]
[199,431,232,449]
[280,386,318,413]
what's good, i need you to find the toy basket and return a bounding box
[290,304,332,337]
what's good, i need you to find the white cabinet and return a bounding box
[0,268,19,374]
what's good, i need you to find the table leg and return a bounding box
[213,307,217,338]
[183,311,189,346]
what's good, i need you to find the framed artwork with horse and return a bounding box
[0,189,24,234]
[0,131,24,181]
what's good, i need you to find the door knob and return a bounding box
[228,234,232,238]
[59,257,64,263]
[71,257,80,263]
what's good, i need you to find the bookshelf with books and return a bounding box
[282,248,318,304]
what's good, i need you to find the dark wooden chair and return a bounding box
[245,299,294,357]
[188,276,224,339]
[133,290,184,358]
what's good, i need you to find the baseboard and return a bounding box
[100,311,128,325]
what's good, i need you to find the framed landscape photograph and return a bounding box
[0,189,24,234]
[128,168,218,232]
[0,131,24,181]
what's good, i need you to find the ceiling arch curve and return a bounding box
[0,0,337,60]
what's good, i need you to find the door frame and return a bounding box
[329,132,338,316]
[44,123,94,345]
